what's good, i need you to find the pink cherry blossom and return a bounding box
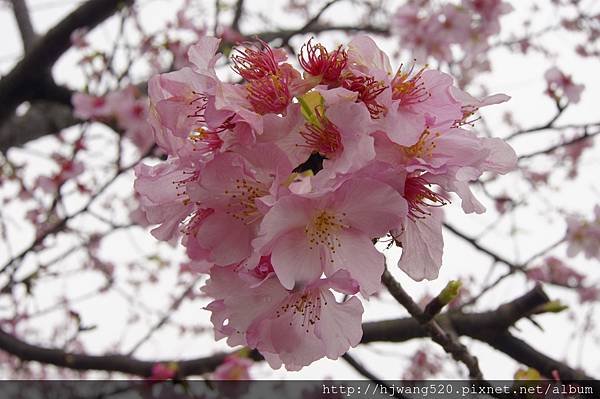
[565,205,600,260]
[133,35,516,370]
[185,146,292,266]
[545,67,585,104]
[73,86,154,151]
[527,256,585,287]
[148,363,176,381]
[72,93,111,120]
[253,178,406,296]
[394,196,445,282]
[134,158,201,242]
[203,265,363,371]
[391,1,512,84]
[213,355,253,380]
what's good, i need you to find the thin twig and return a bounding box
[125,275,203,356]
[342,353,408,399]
[231,0,244,32]
[518,130,600,161]
[381,268,486,380]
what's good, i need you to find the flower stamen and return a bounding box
[298,39,347,85]
[404,176,448,220]
[342,73,387,118]
[392,62,430,105]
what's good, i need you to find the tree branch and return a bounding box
[381,269,486,380]
[342,353,407,399]
[518,130,600,161]
[257,23,389,43]
[0,0,134,125]
[9,0,37,53]
[0,285,596,386]
[231,0,244,32]
[443,222,520,270]
[0,144,156,279]
[0,101,78,154]
[279,0,341,47]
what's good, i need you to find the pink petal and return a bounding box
[324,228,385,297]
[397,208,444,281]
[314,292,363,359]
[271,229,322,289]
[196,212,253,265]
[331,178,407,236]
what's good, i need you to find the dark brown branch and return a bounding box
[9,0,37,53]
[0,326,228,377]
[505,98,566,141]
[443,222,521,270]
[0,101,78,154]
[0,285,597,386]
[257,23,390,43]
[342,353,407,399]
[483,332,595,383]
[0,0,134,125]
[381,269,486,380]
[279,0,341,47]
[518,130,600,161]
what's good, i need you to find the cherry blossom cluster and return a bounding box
[73,86,154,151]
[392,0,512,82]
[527,256,599,304]
[134,35,516,370]
[544,66,585,104]
[565,205,600,261]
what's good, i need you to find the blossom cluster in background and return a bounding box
[132,34,517,370]
[544,66,585,105]
[393,0,512,84]
[73,86,153,151]
[566,205,600,261]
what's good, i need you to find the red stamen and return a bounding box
[231,40,279,81]
[342,74,387,118]
[404,176,448,219]
[246,75,291,115]
[187,92,208,122]
[189,128,224,155]
[298,39,347,85]
[299,108,343,156]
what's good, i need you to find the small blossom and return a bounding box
[148,363,177,381]
[545,67,585,104]
[565,205,600,260]
[213,355,253,380]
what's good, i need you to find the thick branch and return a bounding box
[382,269,485,380]
[0,101,78,153]
[2,284,594,387]
[0,0,134,125]
[483,332,594,382]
